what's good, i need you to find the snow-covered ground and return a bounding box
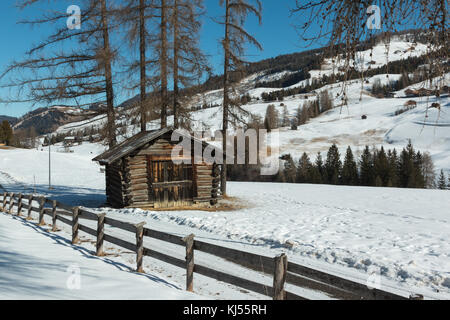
[1,35,449,299]
[1,144,449,299]
[0,213,201,299]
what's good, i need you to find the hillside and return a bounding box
[0,115,18,125]
[12,105,102,136]
[45,35,449,176]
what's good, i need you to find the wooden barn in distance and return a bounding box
[93,128,222,209]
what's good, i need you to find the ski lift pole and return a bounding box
[48,134,52,190]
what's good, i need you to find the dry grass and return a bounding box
[134,196,249,212]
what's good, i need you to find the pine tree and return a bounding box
[413,151,425,188]
[297,152,312,183]
[437,170,447,190]
[282,154,297,183]
[314,151,328,183]
[325,144,342,184]
[341,146,358,185]
[359,146,374,186]
[398,141,416,188]
[373,146,389,186]
[387,149,399,187]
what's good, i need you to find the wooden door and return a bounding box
[148,158,193,208]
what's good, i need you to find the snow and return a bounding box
[0,35,449,299]
[1,144,449,299]
[0,213,201,299]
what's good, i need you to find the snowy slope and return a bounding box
[48,39,449,174]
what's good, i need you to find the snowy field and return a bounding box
[0,213,200,300]
[0,144,449,299]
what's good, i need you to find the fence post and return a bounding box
[135,222,146,273]
[72,207,80,244]
[8,193,15,214]
[17,193,23,216]
[183,234,195,292]
[96,213,106,256]
[27,195,33,220]
[51,200,58,232]
[38,197,45,226]
[273,253,288,300]
[2,192,6,212]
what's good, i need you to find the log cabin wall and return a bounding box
[194,163,213,202]
[123,154,149,207]
[105,160,125,208]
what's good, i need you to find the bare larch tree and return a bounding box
[218,0,262,195]
[0,0,119,148]
[170,0,209,129]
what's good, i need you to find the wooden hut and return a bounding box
[93,128,222,209]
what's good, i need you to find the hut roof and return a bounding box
[92,128,223,165]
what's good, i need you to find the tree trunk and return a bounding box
[160,0,168,128]
[221,0,230,196]
[173,0,179,129]
[100,0,116,148]
[139,0,147,132]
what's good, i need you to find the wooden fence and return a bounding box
[0,191,423,300]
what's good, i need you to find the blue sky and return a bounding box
[0,1,310,118]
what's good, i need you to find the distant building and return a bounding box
[63,137,76,147]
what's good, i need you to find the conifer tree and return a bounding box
[315,152,325,183]
[438,170,447,190]
[359,146,374,186]
[282,154,297,183]
[387,149,399,187]
[374,146,389,186]
[414,151,425,188]
[342,146,358,185]
[297,152,312,183]
[325,144,342,184]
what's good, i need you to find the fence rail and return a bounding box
[0,191,423,300]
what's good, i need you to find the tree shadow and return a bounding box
[1,214,181,297]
